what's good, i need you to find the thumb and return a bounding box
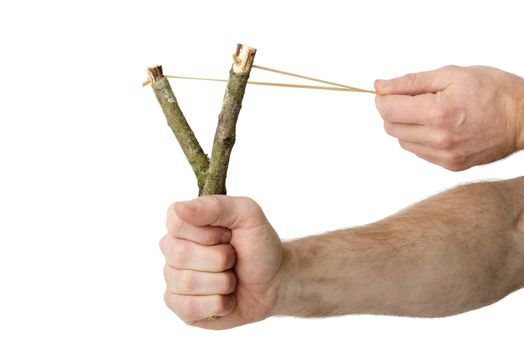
[174,195,264,229]
[375,67,450,96]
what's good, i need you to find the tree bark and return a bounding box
[147,44,256,196]
[202,44,256,195]
[147,65,209,193]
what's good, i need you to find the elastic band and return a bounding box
[143,64,376,94]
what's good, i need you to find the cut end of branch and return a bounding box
[145,65,164,86]
[232,44,257,74]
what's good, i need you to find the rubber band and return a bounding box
[252,65,375,94]
[143,63,376,94]
[149,74,372,93]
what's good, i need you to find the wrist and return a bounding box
[513,75,524,150]
[270,241,299,316]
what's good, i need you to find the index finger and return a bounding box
[174,222,231,246]
[375,93,440,125]
[166,203,231,245]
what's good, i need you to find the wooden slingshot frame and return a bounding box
[146,44,256,196]
[146,43,375,197]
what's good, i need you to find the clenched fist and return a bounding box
[159,196,284,329]
[375,65,524,170]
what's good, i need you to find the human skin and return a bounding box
[374,66,524,171]
[159,176,524,330]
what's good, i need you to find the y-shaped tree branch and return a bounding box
[147,44,256,196]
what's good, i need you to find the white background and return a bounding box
[0,0,523,349]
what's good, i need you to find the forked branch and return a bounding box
[147,44,256,196]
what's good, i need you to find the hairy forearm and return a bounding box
[273,177,524,318]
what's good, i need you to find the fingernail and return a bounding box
[176,201,198,211]
[375,79,389,90]
[220,229,232,243]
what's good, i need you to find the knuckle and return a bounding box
[159,235,167,253]
[240,196,259,208]
[442,163,464,172]
[201,227,223,246]
[163,264,170,280]
[179,298,199,320]
[434,132,453,149]
[234,196,267,228]
[440,65,463,79]
[404,72,418,89]
[441,152,467,171]
[447,152,465,165]
[206,195,222,210]
[172,240,192,268]
[164,293,201,322]
[428,105,446,127]
[442,64,460,73]
[177,270,197,293]
[164,291,187,319]
[203,195,222,224]
[239,196,262,214]
[444,163,466,172]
